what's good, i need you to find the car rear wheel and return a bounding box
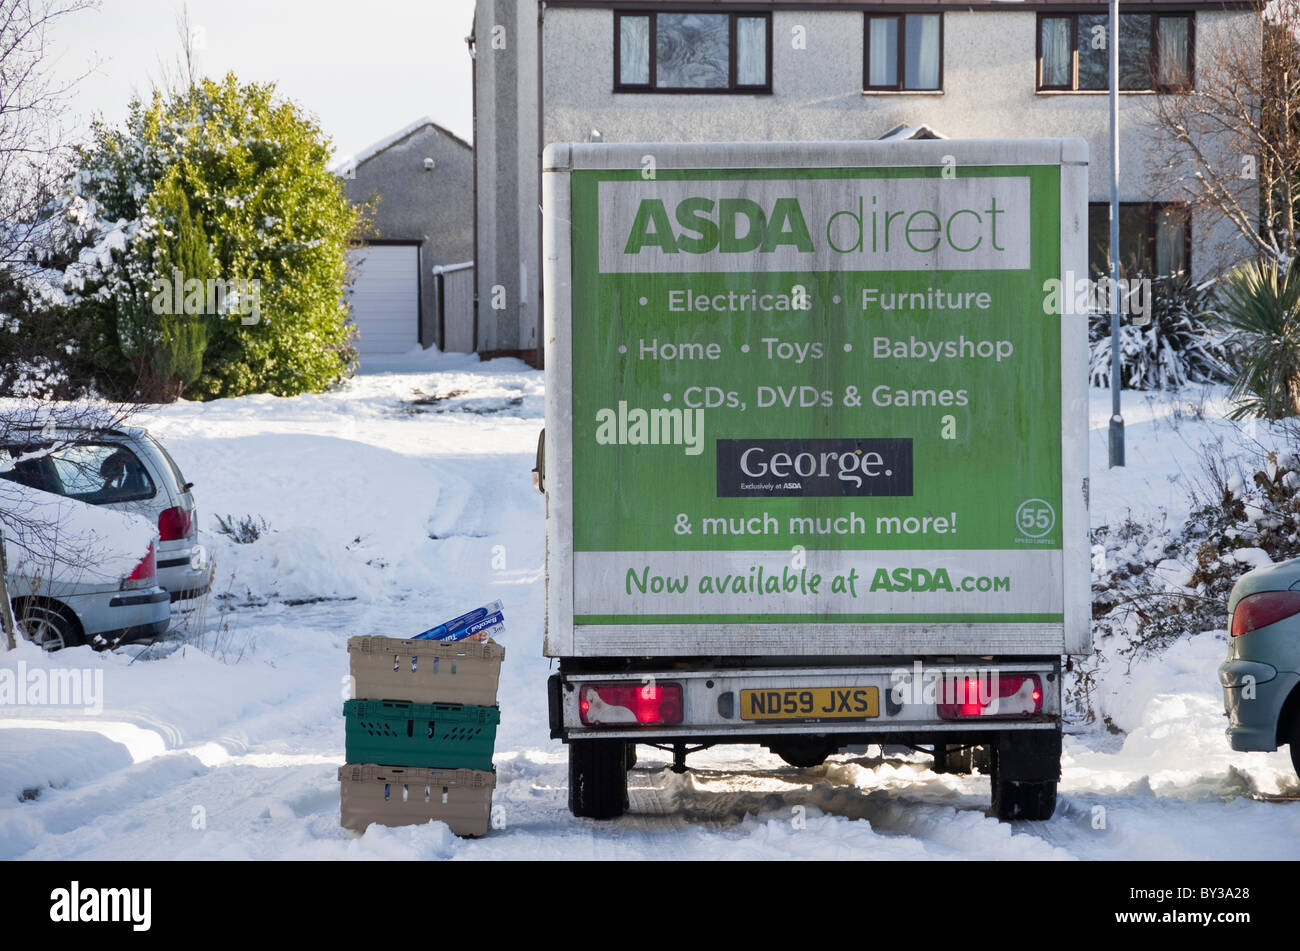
[17,603,82,651]
[1288,709,1300,781]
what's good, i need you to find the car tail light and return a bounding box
[1231,590,1300,636]
[121,543,156,590]
[937,674,1043,719]
[158,506,195,541]
[578,683,683,726]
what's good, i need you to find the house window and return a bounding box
[865,13,942,91]
[615,11,771,92]
[1088,203,1190,278]
[1039,13,1193,92]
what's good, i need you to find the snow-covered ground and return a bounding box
[2,361,1297,860]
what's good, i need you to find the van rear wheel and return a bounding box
[934,743,990,775]
[568,739,628,819]
[992,776,1058,821]
[990,730,1059,821]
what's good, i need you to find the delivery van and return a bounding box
[541,139,1090,821]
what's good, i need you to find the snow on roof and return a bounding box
[333,118,471,176]
[877,124,949,141]
[1,480,156,587]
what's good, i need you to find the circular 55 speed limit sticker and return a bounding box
[1015,499,1057,538]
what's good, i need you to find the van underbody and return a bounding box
[550,655,1064,821]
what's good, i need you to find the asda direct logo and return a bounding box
[622,195,1010,256]
[625,198,813,255]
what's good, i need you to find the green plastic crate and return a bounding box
[344,699,500,770]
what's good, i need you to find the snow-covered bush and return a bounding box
[214,514,269,544]
[1090,443,1300,656]
[22,73,365,401]
[1072,438,1300,724]
[1088,273,1231,391]
[0,272,91,400]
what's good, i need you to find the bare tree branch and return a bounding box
[0,0,153,654]
[0,0,99,273]
[1145,1,1300,267]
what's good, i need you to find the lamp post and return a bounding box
[1108,0,1125,467]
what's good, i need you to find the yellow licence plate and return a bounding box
[739,686,879,721]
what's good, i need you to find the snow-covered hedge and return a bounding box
[1072,440,1300,724]
[1092,448,1300,644]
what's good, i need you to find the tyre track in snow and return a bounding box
[619,759,1071,859]
[3,421,546,859]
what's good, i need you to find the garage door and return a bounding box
[347,244,419,355]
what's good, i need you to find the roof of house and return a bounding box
[333,118,471,176]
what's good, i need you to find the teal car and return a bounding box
[1221,558,1300,777]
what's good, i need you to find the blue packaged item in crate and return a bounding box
[414,600,505,642]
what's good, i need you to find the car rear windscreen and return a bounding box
[1,443,155,504]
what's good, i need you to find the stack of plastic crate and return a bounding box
[339,635,505,837]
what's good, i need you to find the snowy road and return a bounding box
[2,357,1298,860]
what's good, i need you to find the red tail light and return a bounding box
[121,543,156,590]
[158,506,195,541]
[578,683,684,726]
[937,674,1043,719]
[1231,590,1300,636]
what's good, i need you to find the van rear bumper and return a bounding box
[549,659,1062,742]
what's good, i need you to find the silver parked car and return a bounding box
[1220,558,1300,778]
[2,482,170,650]
[1,426,210,600]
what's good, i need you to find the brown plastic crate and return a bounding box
[348,636,505,705]
[338,764,496,837]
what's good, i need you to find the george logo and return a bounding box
[716,438,913,498]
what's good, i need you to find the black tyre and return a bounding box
[992,777,1058,820]
[16,602,82,652]
[934,743,991,775]
[569,739,628,819]
[990,730,1059,821]
[1287,709,1300,781]
[933,743,972,774]
[770,736,837,769]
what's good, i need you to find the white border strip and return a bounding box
[1058,139,1092,655]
